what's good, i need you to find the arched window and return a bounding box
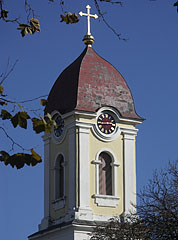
[99,152,112,195]
[54,154,64,200]
[92,149,120,207]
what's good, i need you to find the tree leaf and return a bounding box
[32,117,45,134]
[11,111,30,129]
[31,149,41,162]
[19,111,30,120]
[0,109,12,120]
[17,24,32,37]
[45,123,52,133]
[17,104,23,111]
[0,85,4,95]
[40,99,48,106]
[0,151,42,169]
[11,113,18,128]
[60,13,79,24]
[0,101,7,106]
[0,151,10,165]
[1,9,8,18]
[30,18,40,33]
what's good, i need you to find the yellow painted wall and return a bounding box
[89,130,124,216]
[49,114,76,220]
[48,112,137,220]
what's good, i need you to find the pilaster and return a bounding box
[39,133,51,230]
[121,128,138,213]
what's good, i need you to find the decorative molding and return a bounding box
[92,125,121,142]
[120,127,138,136]
[52,197,66,211]
[91,159,101,164]
[92,194,120,207]
[42,133,51,143]
[75,207,93,221]
[92,107,121,142]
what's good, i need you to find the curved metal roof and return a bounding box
[45,47,143,120]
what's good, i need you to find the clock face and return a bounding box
[54,115,64,138]
[97,113,116,134]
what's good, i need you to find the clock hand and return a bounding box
[101,122,114,125]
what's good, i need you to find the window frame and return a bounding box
[92,149,120,207]
[52,152,66,211]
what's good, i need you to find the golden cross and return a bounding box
[79,5,98,35]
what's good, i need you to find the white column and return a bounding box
[68,128,76,213]
[78,126,90,209]
[122,130,137,214]
[39,134,51,230]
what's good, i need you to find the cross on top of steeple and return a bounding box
[79,5,98,46]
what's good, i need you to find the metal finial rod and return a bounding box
[79,5,98,36]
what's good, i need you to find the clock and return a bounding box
[97,112,116,134]
[53,114,64,138]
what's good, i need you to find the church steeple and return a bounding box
[28,6,143,240]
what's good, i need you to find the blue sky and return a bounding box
[0,1,178,239]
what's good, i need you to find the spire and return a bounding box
[79,5,98,47]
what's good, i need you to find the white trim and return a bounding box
[120,127,138,136]
[92,107,121,142]
[78,125,91,210]
[61,108,142,124]
[92,194,120,207]
[123,132,136,213]
[93,125,121,142]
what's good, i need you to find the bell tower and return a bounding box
[28,5,143,240]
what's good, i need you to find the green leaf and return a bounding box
[40,99,48,106]
[32,117,45,134]
[0,85,4,95]
[1,109,12,120]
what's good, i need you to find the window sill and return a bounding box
[92,194,120,207]
[52,197,65,211]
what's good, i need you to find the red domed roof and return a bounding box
[45,47,143,120]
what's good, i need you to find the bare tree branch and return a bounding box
[0,126,29,151]
[0,59,18,85]
[94,0,128,41]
